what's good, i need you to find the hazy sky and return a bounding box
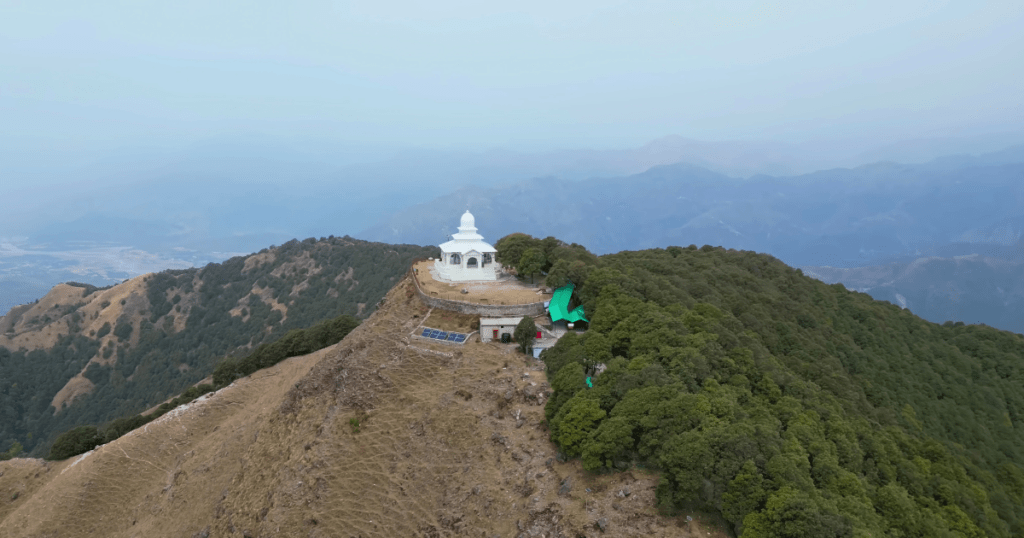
[2,1,1022,173]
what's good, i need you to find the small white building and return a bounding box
[480,316,527,342]
[435,210,500,282]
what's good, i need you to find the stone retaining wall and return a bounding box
[416,291,547,316]
[409,262,547,317]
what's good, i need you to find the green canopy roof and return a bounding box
[549,283,589,323]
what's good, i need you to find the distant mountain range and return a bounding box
[359,146,1024,268]
[3,136,1023,333]
[804,254,1024,334]
[359,145,1024,334]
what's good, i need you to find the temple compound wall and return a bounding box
[415,289,547,317]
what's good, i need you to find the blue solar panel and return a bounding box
[418,327,468,343]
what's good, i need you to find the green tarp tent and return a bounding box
[549,283,588,323]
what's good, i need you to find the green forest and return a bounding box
[513,239,1024,537]
[0,236,437,457]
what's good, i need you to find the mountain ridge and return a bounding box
[1,274,714,537]
[5,238,1024,535]
[802,254,1024,334]
[0,236,438,457]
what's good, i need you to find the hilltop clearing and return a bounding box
[0,276,718,537]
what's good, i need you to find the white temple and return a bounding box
[434,210,500,281]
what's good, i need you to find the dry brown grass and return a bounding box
[0,458,52,522]
[0,276,150,351]
[0,283,85,349]
[0,343,332,538]
[0,276,729,538]
[422,309,478,332]
[241,250,277,274]
[0,276,156,411]
[48,374,96,412]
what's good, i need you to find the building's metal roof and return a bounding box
[479,316,526,326]
[548,283,589,323]
[438,239,497,254]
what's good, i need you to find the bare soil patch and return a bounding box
[422,309,478,332]
[49,374,96,412]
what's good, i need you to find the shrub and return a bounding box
[514,316,538,354]
[212,358,241,386]
[101,415,150,443]
[0,441,22,460]
[113,321,133,341]
[47,426,103,460]
[212,314,359,388]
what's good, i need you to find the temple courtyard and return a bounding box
[413,259,552,306]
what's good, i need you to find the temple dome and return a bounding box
[459,210,477,233]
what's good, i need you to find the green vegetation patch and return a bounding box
[537,242,1024,537]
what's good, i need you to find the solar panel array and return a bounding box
[419,327,468,344]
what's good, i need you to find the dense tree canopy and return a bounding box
[541,243,1024,537]
[495,233,596,285]
[518,248,545,284]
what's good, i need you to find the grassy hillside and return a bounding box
[537,242,1024,537]
[0,236,438,457]
[1,276,717,538]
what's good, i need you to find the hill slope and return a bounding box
[7,239,1024,536]
[537,244,1024,536]
[0,276,715,538]
[0,236,438,457]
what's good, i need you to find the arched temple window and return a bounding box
[467,257,478,268]
[450,253,461,265]
[482,253,492,266]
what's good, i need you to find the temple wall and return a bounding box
[433,260,500,281]
[416,292,546,316]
